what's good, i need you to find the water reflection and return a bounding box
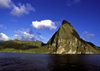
[0,53,100,71]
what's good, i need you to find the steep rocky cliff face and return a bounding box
[47,20,100,54]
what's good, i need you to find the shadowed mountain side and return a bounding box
[47,20,100,54]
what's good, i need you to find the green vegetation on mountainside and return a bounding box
[0,20,100,54]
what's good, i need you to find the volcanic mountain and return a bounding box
[47,20,100,54]
[0,20,100,54]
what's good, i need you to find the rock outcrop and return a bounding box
[47,20,100,54]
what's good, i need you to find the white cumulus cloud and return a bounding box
[13,29,35,41]
[0,0,12,8]
[82,31,95,39]
[32,20,57,29]
[10,3,35,16]
[39,35,46,40]
[0,33,9,41]
[0,0,35,16]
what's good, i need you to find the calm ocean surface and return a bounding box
[0,52,100,71]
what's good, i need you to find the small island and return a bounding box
[0,20,100,54]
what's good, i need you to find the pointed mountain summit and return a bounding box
[47,20,100,54]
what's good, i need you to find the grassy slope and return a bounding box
[0,40,54,53]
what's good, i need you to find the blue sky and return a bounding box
[0,0,100,46]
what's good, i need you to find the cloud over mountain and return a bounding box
[32,20,57,29]
[13,29,35,41]
[83,31,95,39]
[0,33,9,41]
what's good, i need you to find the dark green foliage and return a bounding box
[0,40,42,50]
[0,40,55,53]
